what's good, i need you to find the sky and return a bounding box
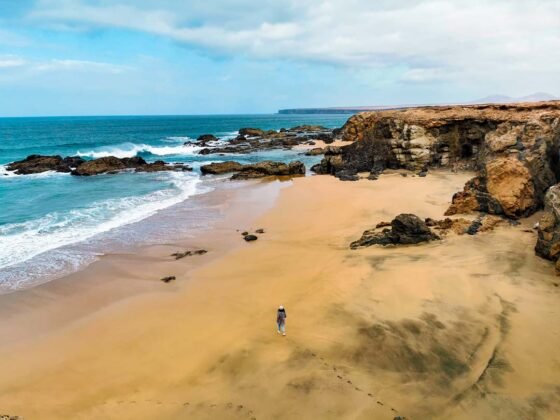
[0,0,559,116]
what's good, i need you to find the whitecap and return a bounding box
[0,172,203,271]
[75,142,202,159]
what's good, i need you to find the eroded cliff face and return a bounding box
[318,102,560,219]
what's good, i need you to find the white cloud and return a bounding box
[35,59,129,74]
[0,55,130,75]
[21,0,560,95]
[0,55,26,68]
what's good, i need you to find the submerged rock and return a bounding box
[350,214,439,249]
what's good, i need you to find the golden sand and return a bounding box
[0,171,559,419]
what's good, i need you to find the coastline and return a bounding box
[1,171,559,419]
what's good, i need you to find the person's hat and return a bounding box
[279,305,284,309]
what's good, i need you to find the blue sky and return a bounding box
[0,0,559,116]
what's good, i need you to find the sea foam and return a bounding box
[0,172,203,273]
[76,142,202,159]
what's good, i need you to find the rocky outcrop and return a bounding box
[319,102,560,217]
[535,185,560,272]
[197,125,335,155]
[350,214,440,249]
[6,154,191,176]
[200,161,244,175]
[200,160,305,180]
[6,154,84,174]
[231,161,305,180]
[71,156,191,176]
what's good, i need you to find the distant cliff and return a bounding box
[278,106,414,114]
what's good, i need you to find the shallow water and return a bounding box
[0,114,349,292]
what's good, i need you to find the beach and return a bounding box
[1,170,559,419]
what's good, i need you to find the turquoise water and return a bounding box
[0,114,349,292]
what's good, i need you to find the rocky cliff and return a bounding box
[317,102,560,218]
[318,101,560,272]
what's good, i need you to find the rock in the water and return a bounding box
[350,214,439,249]
[243,234,258,242]
[230,161,305,180]
[161,276,176,283]
[239,127,265,137]
[72,156,127,176]
[200,161,244,175]
[197,134,218,142]
[6,154,84,174]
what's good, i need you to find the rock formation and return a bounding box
[6,155,84,174]
[6,155,191,176]
[316,102,560,217]
[350,214,440,249]
[535,185,560,272]
[200,160,305,180]
[197,125,335,155]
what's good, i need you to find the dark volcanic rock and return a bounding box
[350,214,439,249]
[230,161,305,180]
[161,276,176,283]
[6,154,83,174]
[171,249,208,260]
[197,125,338,156]
[239,127,265,137]
[305,147,325,156]
[243,234,258,241]
[197,134,218,142]
[71,156,127,176]
[335,169,359,181]
[200,161,244,175]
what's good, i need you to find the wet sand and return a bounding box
[1,171,559,419]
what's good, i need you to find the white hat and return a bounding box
[279,305,284,309]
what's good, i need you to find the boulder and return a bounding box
[71,156,127,176]
[305,147,325,156]
[535,184,560,269]
[239,128,265,137]
[197,134,218,142]
[200,161,244,175]
[243,234,258,241]
[6,154,83,174]
[230,161,305,180]
[350,214,440,249]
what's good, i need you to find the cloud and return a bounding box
[34,59,130,74]
[0,55,26,68]
[0,55,130,74]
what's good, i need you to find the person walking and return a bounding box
[277,305,287,336]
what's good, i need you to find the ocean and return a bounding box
[0,114,349,293]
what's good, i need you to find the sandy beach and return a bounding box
[1,171,560,419]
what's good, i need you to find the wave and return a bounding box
[0,172,203,271]
[76,142,202,159]
[0,165,68,179]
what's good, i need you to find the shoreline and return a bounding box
[1,170,559,419]
[0,177,288,345]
